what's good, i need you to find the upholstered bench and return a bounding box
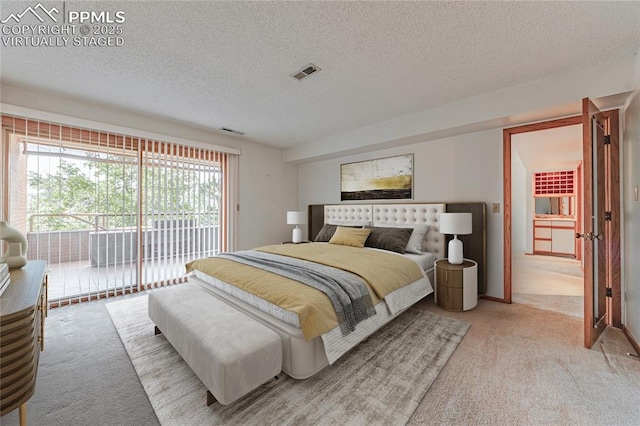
[148,283,282,405]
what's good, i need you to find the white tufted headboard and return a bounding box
[324,204,373,226]
[322,203,446,259]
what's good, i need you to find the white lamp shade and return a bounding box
[439,213,472,235]
[287,211,306,225]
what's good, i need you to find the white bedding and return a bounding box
[321,277,431,363]
[194,269,301,327]
[192,247,434,364]
[192,247,434,330]
[315,242,435,271]
[404,251,436,272]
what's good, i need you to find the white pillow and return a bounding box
[405,224,429,254]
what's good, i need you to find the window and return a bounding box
[1,115,238,306]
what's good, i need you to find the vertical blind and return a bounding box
[1,115,237,307]
[140,140,231,289]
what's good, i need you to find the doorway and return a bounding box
[502,105,621,348]
[510,124,584,318]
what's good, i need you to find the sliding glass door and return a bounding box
[24,140,139,302]
[1,115,234,307]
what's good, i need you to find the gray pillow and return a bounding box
[364,227,413,254]
[314,224,340,242]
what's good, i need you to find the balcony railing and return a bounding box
[25,213,220,304]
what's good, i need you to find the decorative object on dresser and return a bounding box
[286,210,306,243]
[0,221,28,269]
[435,259,478,311]
[340,154,413,201]
[0,261,48,425]
[438,213,472,264]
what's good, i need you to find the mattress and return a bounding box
[187,242,437,378]
[191,249,435,331]
[192,263,433,365]
[403,251,436,272]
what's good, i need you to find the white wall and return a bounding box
[286,56,637,163]
[525,172,533,253]
[299,129,505,299]
[293,58,637,303]
[0,85,298,250]
[236,142,298,249]
[511,151,527,253]
[622,53,640,344]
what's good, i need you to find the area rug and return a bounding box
[107,295,470,425]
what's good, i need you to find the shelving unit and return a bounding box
[534,170,575,195]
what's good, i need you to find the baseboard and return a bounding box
[623,325,640,356]
[480,295,508,303]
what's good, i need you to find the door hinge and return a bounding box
[605,211,612,221]
[606,288,612,297]
[604,135,611,145]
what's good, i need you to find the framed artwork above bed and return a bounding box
[340,154,413,201]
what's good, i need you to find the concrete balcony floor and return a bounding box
[44,256,198,303]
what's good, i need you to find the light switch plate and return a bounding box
[492,203,500,213]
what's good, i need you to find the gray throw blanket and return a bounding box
[217,250,377,336]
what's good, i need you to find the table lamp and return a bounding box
[439,213,472,264]
[287,211,306,243]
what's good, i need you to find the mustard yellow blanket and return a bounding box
[186,243,424,340]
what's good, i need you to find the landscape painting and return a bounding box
[341,154,413,201]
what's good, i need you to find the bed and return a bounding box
[184,203,447,379]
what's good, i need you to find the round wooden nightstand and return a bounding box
[434,259,478,311]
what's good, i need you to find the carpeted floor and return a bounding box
[1,293,159,426]
[512,252,584,318]
[107,295,469,425]
[2,291,639,425]
[410,298,640,425]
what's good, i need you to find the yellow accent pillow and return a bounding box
[328,226,372,248]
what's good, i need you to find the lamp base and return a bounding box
[447,236,463,264]
[292,227,302,244]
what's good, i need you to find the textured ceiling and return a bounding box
[512,125,582,169]
[1,1,639,148]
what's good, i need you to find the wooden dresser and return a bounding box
[0,261,47,426]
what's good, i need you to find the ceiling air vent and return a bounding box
[291,63,321,81]
[220,127,245,136]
